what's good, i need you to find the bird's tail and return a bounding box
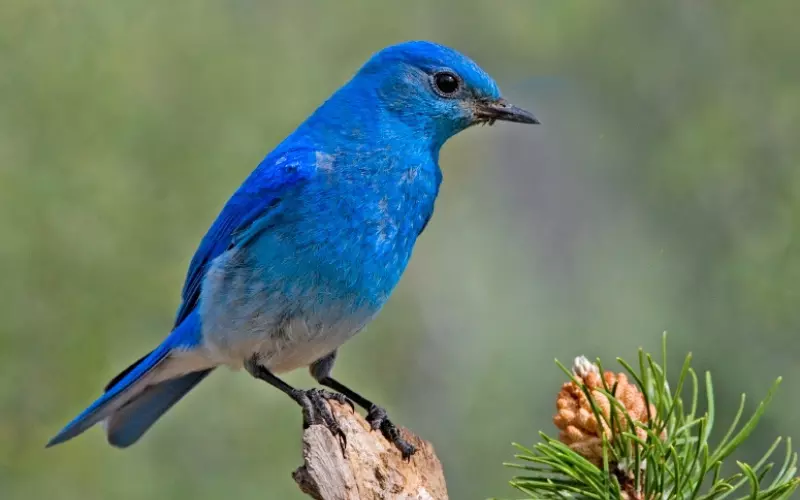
[47,311,214,448]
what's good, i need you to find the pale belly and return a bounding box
[197,247,381,373]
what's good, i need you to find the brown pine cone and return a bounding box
[553,356,662,466]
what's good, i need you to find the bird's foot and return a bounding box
[291,388,353,453]
[366,405,417,459]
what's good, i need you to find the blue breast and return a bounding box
[247,148,441,314]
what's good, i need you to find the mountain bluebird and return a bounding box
[48,40,538,458]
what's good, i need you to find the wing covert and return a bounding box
[173,148,315,326]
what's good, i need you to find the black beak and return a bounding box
[475,99,540,125]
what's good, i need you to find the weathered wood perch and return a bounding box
[293,400,449,500]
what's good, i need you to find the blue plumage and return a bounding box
[48,311,205,446]
[48,40,538,454]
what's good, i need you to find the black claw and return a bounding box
[366,405,387,431]
[365,405,417,459]
[289,389,316,429]
[318,388,355,413]
[245,361,349,455]
[303,388,349,454]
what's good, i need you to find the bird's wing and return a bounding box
[174,147,316,326]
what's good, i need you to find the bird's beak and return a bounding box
[474,99,540,125]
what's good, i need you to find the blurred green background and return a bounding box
[2,1,799,498]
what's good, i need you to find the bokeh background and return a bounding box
[2,1,799,498]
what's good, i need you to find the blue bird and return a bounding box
[48,40,538,457]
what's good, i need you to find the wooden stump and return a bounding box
[292,401,449,500]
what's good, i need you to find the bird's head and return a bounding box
[343,41,538,148]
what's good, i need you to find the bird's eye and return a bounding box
[433,72,460,96]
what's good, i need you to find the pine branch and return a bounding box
[497,334,800,500]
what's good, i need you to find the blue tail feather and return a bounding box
[106,368,213,448]
[47,312,206,447]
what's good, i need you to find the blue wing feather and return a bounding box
[174,147,316,326]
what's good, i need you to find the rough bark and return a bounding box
[292,401,448,500]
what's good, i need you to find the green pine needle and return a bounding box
[495,333,799,500]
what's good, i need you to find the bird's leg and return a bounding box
[245,355,349,451]
[318,376,417,459]
[310,352,417,459]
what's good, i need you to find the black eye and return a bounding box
[433,72,460,96]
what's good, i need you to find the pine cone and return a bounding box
[553,356,661,466]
